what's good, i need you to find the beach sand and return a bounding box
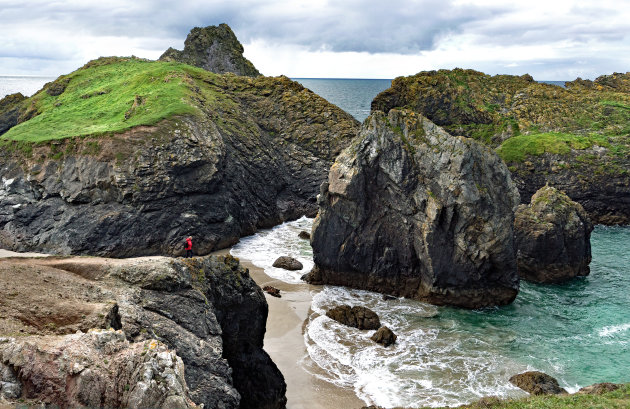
[213,249,365,409]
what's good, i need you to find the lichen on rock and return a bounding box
[308,109,521,309]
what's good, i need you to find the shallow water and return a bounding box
[231,219,630,408]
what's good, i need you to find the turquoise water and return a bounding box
[293,78,391,122]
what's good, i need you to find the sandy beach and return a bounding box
[214,249,365,409]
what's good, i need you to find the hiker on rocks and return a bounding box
[184,236,193,258]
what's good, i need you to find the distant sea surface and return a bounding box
[0,75,55,98]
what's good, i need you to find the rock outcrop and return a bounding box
[272,256,303,271]
[514,185,593,283]
[160,24,261,77]
[370,326,397,346]
[0,93,26,136]
[307,109,520,308]
[509,371,567,395]
[0,57,358,257]
[325,305,381,330]
[0,330,195,408]
[0,255,287,409]
[371,69,630,225]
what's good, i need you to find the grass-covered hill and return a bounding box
[371,69,630,224]
[0,56,359,256]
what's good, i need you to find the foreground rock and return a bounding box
[0,93,27,136]
[515,185,593,283]
[370,326,397,346]
[298,231,311,240]
[263,285,281,297]
[325,305,381,330]
[0,255,286,409]
[578,382,620,395]
[509,371,567,395]
[0,57,358,257]
[308,109,520,308]
[372,69,630,225]
[0,330,195,408]
[160,24,261,77]
[272,256,303,271]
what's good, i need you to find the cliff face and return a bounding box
[371,69,630,224]
[307,109,520,309]
[0,58,358,257]
[160,24,262,77]
[0,255,286,409]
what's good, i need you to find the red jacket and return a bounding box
[185,237,192,250]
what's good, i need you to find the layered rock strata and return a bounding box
[514,186,593,283]
[160,24,261,77]
[307,109,520,308]
[0,255,286,409]
[371,69,630,224]
[0,58,358,257]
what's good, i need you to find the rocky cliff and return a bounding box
[160,24,261,77]
[514,185,593,283]
[307,109,520,309]
[0,255,286,408]
[372,69,630,224]
[0,57,358,257]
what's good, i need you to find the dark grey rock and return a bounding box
[298,231,311,240]
[309,109,520,309]
[515,185,593,283]
[326,305,381,330]
[371,326,397,346]
[272,256,303,271]
[0,93,26,136]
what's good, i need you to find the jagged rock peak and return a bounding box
[160,23,261,77]
[308,109,521,309]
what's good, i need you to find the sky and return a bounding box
[1,0,629,80]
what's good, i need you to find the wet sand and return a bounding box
[214,249,365,409]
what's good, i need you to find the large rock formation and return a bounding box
[509,371,567,395]
[0,57,358,257]
[160,24,261,77]
[0,330,195,408]
[514,185,593,283]
[307,109,520,309]
[372,69,630,224]
[0,255,286,409]
[0,93,26,136]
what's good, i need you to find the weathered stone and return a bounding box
[309,109,520,309]
[509,371,568,395]
[160,24,261,77]
[578,382,620,395]
[370,326,397,346]
[325,305,381,330]
[0,93,26,136]
[515,186,593,283]
[0,361,21,399]
[263,285,281,298]
[272,256,303,271]
[298,231,311,240]
[0,330,195,408]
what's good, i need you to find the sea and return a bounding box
[3,75,628,407]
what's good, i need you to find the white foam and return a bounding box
[598,323,630,337]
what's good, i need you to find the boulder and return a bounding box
[298,231,311,240]
[578,382,620,395]
[308,109,520,308]
[514,185,593,283]
[509,371,567,395]
[371,326,397,346]
[263,285,281,298]
[325,305,381,330]
[0,330,195,408]
[160,24,261,77]
[272,256,303,271]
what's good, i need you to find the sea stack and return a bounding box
[514,185,593,283]
[307,109,521,309]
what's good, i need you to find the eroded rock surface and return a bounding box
[160,24,261,77]
[308,109,520,308]
[515,185,593,283]
[325,305,381,330]
[509,371,567,395]
[272,256,303,271]
[371,326,397,346]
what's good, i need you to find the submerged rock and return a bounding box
[326,305,381,330]
[0,329,195,408]
[309,109,520,309]
[371,326,397,346]
[160,24,261,77]
[514,185,593,283]
[509,371,567,395]
[272,256,303,271]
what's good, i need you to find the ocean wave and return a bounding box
[598,323,630,337]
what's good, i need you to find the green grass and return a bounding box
[1,57,220,142]
[496,132,608,162]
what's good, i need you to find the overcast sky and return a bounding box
[1,0,629,80]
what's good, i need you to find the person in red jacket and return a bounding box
[185,236,193,258]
